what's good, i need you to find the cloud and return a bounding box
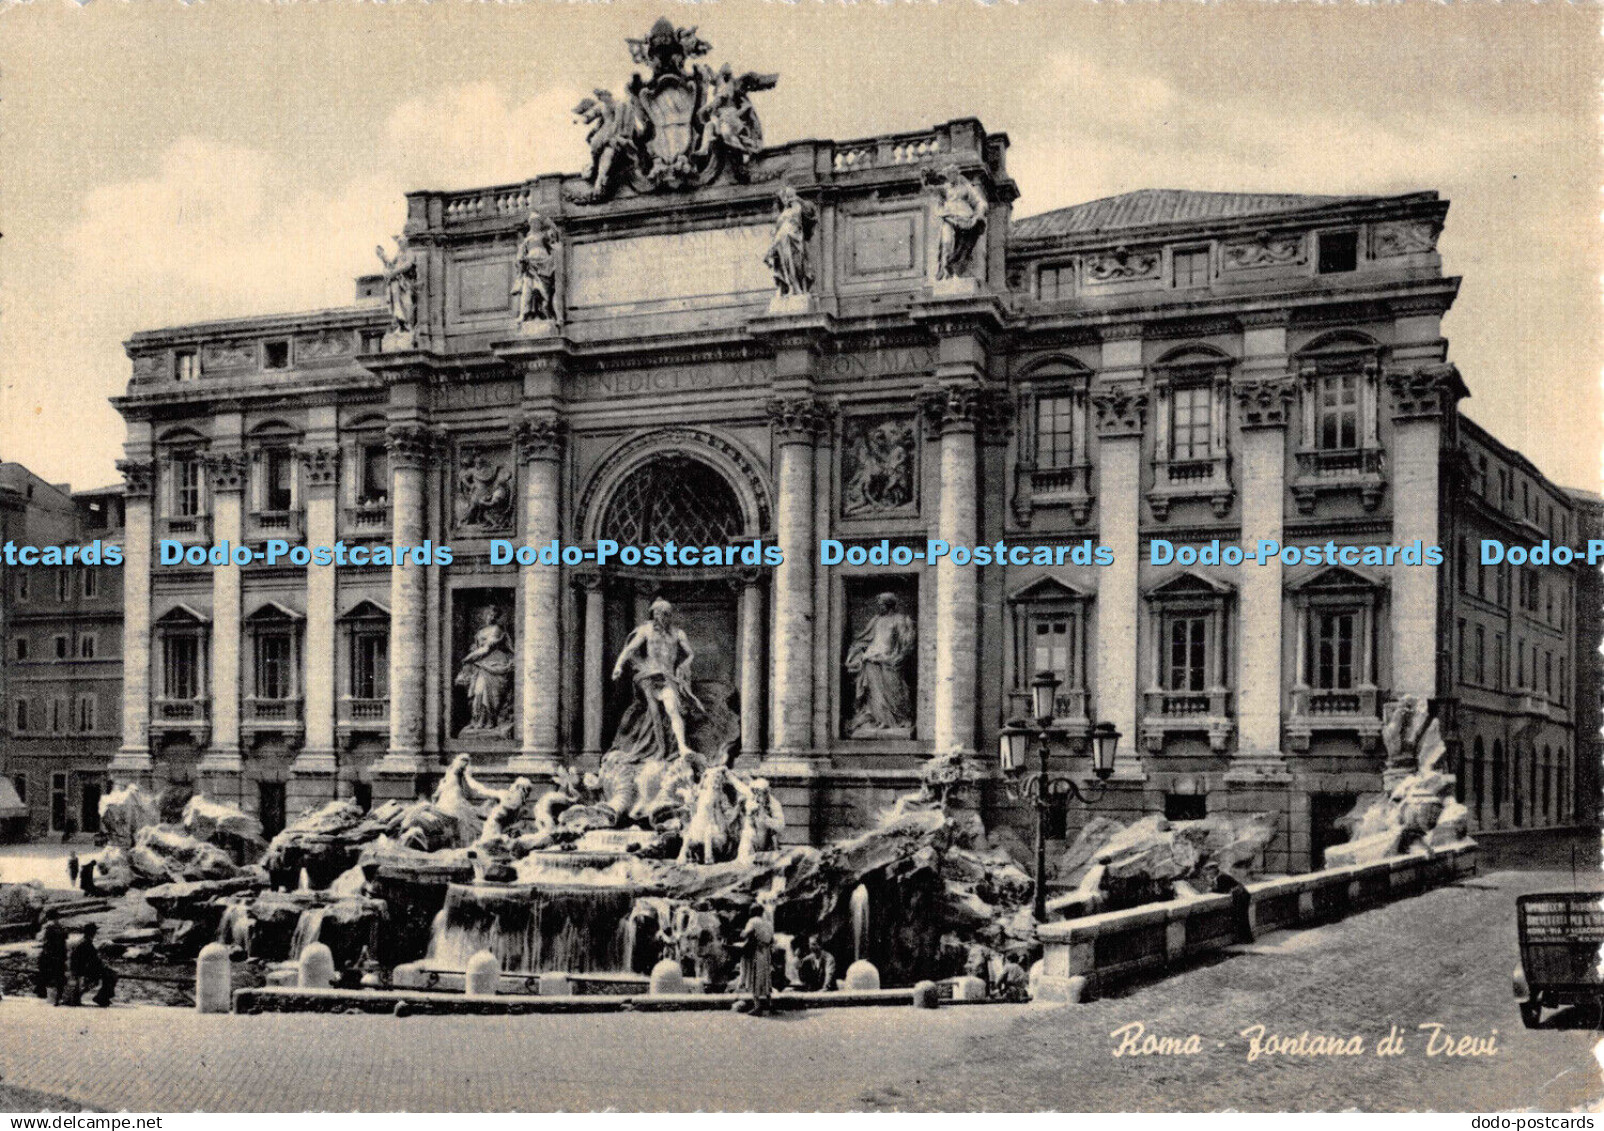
[383,81,590,191]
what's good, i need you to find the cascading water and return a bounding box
[288,907,328,960]
[296,868,312,893]
[216,902,252,952]
[849,884,871,962]
[425,883,636,975]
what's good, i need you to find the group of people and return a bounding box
[35,910,117,1008]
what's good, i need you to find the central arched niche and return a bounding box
[599,454,746,547]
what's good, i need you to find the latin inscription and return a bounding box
[568,225,773,307]
[437,382,519,410]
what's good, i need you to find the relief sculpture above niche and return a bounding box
[454,446,515,533]
[841,413,917,519]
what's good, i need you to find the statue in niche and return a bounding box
[846,593,917,737]
[924,164,988,281]
[375,235,418,337]
[763,185,815,298]
[611,598,703,761]
[455,451,514,531]
[455,607,514,736]
[512,211,561,325]
[842,416,915,516]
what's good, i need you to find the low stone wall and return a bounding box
[233,985,961,1015]
[1036,840,1478,1003]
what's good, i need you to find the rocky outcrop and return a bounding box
[182,796,267,864]
[130,825,246,884]
[1047,812,1276,915]
[1325,697,1470,868]
[99,784,162,848]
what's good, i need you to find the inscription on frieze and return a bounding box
[570,360,774,400]
[437,382,520,410]
[568,225,773,307]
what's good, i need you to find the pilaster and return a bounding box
[200,440,246,806]
[294,429,340,790]
[513,409,566,775]
[112,453,155,781]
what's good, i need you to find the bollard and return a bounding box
[538,971,572,997]
[297,942,335,990]
[843,959,880,991]
[951,975,988,1002]
[195,942,232,1014]
[649,958,687,995]
[911,980,941,1009]
[1028,959,1043,998]
[465,949,499,996]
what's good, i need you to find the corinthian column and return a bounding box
[768,396,826,757]
[200,448,247,806]
[921,384,989,756]
[379,423,432,779]
[293,443,340,801]
[112,456,155,783]
[514,411,566,774]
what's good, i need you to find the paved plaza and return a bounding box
[0,866,1597,1111]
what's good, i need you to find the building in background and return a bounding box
[0,465,124,840]
[102,24,1600,864]
[1565,488,1603,828]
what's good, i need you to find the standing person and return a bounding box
[736,903,774,1015]
[66,852,79,887]
[36,909,67,1004]
[78,858,96,897]
[69,922,116,1007]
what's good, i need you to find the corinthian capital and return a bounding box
[204,450,248,492]
[1232,378,1296,430]
[385,423,436,470]
[117,458,155,498]
[1090,385,1148,438]
[300,446,341,487]
[516,412,567,463]
[1386,363,1466,421]
[767,396,829,442]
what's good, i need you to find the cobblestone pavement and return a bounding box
[0,867,1596,1112]
[861,868,1604,1112]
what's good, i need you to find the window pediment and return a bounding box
[154,603,210,627]
[1288,563,1386,593]
[244,600,304,623]
[1007,576,1089,605]
[338,598,391,622]
[1146,569,1233,600]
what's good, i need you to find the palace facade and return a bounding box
[106,32,1594,864]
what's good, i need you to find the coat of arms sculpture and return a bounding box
[570,18,778,202]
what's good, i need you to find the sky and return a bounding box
[0,1,1598,494]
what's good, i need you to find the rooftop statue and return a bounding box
[375,235,419,342]
[924,164,988,282]
[569,18,778,202]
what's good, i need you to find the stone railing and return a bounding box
[160,514,212,543]
[248,510,303,540]
[831,132,944,174]
[1005,689,1089,728]
[1035,841,1478,1003]
[442,184,537,225]
[343,503,391,537]
[155,698,210,722]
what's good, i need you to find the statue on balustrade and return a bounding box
[455,607,514,737]
[375,235,418,338]
[764,185,815,298]
[924,165,987,281]
[846,593,917,737]
[611,598,703,761]
[455,451,514,532]
[512,211,561,326]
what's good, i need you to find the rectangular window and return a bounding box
[174,350,199,382]
[50,698,66,734]
[1170,385,1212,460]
[50,772,67,833]
[361,443,389,503]
[53,635,68,660]
[1317,230,1359,274]
[1030,616,1074,698]
[173,454,203,517]
[360,329,386,355]
[13,637,26,662]
[351,631,389,700]
[1517,641,1527,688]
[255,633,294,700]
[12,700,26,733]
[1165,615,1208,692]
[1559,657,1568,705]
[1456,618,1466,681]
[16,572,26,602]
[1493,633,1504,690]
[164,636,201,700]
[1545,652,1553,698]
[1172,247,1210,289]
[82,567,97,599]
[1475,455,1489,496]
[1037,264,1074,302]
[264,449,295,512]
[1316,373,1359,450]
[1474,625,1485,685]
[54,569,69,602]
[78,634,96,660]
[11,774,25,805]
[75,695,95,733]
[1311,611,1357,690]
[263,340,290,370]
[1034,394,1075,470]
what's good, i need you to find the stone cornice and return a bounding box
[125,304,387,354]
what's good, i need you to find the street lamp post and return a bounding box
[999,671,1121,922]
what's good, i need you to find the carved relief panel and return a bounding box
[840,412,918,519]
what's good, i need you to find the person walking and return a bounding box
[736,903,774,1015]
[67,852,80,887]
[68,922,116,1007]
[36,910,68,1004]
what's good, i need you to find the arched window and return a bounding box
[601,456,745,547]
